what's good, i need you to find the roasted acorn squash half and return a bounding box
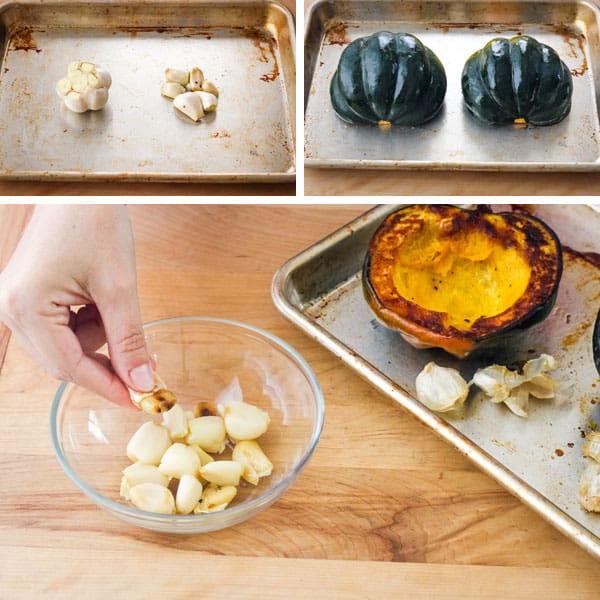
[330,31,447,127]
[363,205,563,358]
[461,35,573,126]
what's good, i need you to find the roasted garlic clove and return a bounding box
[199,460,243,487]
[129,373,177,414]
[126,421,172,465]
[232,440,273,485]
[186,415,227,454]
[129,482,176,514]
[175,474,203,515]
[162,403,189,440]
[158,442,201,479]
[194,483,237,513]
[219,401,270,441]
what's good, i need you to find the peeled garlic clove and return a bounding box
[232,440,273,485]
[196,91,217,112]
[583,432,600,463]
[173,91,205,122]
[199,460,242,487]
[415,362,469,413]
[162,403,188,440]
[580,460,600,512]
[175,474,203,514]
[194,483,237,513]
[161,81,186,99]
[129,482,175,514]
[122,462,170,489]
[188,443,215,466]
[158,442,201,478]
[165,67,189,85]
[201,80,219,97]
[188,66,204,91]
[186,415,227,453]
[221,401,270,441]
[126,421,172,465]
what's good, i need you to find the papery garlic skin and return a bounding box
[415,362,469,413]
[56,61,112,113]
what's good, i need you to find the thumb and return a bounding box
[97,291,154,393]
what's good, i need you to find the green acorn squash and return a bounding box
[330,31,447,128]
[363,205,563,358]
[461,35,573,126]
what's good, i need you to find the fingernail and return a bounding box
[129,363,155,391]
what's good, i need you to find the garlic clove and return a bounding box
[158,442,201,478]
[580,460,600,512]
[221,401,270,441]
[194,483,237,513]
[175,474,203,515]
[232,440,273,485]
[129,482,175,514]
[164,67,189,85]
[186,415,226,453]
[201,81,219,97]
[173,91,205,122]
[126,421,172,465]
[161,81,186,99]
[162,403,189,440]
[199,460,242,487]
[188,66,204,91]
[196,91,218,112]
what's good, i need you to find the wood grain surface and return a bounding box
[1,205,600,599]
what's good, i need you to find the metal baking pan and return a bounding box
[304,0,600,171]
[272,204,600,560]
[0,0,295,181]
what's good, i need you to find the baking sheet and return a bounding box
[304,0,600,171]
[272,204,600,560]
[0,0,295,181]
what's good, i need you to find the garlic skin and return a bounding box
[128,372,177,415]
[471,354,557,418]
[579,460,600,512]
[173,91,205,122]
[56,61,112,113]
[415,362,469,413]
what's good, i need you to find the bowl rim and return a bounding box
[49,316,325,528]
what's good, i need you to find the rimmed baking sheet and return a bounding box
[273,204,600,560]
[0,0,295,181]
[304,0,600,171]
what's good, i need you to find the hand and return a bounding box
[0,205,154,406]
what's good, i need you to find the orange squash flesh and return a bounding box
[363,205,562,358]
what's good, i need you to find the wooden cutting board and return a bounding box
[1,205,600,598]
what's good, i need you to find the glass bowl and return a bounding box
[50,317,324,533]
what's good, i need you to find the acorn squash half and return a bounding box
[330,31,447,127]
[461,35,573,126]
[363,205,563,358]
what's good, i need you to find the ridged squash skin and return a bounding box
[330,31,447,127]
[363,205,563,358]
[461,35,573,126]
